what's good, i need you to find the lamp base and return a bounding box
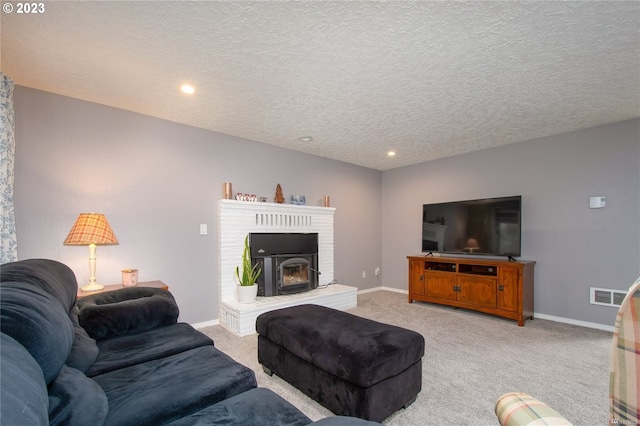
[80,283,105,292]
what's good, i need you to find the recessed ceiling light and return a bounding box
[299,136,313,142]
[181,84,195,95]
[387,151,396,157]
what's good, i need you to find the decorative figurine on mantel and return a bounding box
[274,184,285,204]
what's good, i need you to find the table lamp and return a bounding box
[465,238,480,253]
[64,213,119,292]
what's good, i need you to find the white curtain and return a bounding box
[0,73,17,263]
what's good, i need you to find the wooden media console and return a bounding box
[407,256,535,326]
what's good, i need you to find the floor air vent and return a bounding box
[590,287,627,307]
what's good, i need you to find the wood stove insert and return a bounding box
[250,233,319,297]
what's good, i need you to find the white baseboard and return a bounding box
[358,286,407,295]
[192,319,219,329]
[532,313,614,332]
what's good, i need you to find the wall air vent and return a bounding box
[590,287,627,307]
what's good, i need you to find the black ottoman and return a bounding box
[256,304,425,422]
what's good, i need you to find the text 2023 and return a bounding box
[17,3,45,13]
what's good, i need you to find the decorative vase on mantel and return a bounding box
[235,235,262,304]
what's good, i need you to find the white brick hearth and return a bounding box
[218,199,357,336]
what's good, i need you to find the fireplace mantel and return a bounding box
[218,199,357,336]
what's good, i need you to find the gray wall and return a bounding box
[12,86,639,328]
[13,86,383,324]
[381,118,640,327]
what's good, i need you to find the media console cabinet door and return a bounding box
[425,273,457,301]
[498,267,520,312]
[458,275,497,308]
[409,259,425,297]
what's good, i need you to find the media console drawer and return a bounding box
[407,256,535,326]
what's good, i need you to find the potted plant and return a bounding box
[236,235,261,303]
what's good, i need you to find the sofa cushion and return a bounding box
[77,287,179,340]
[165,388,312,426]
[0,258,78,312]
[0,282,73,384]
[0,333,49,426]
[66,305,99,372]
[92,345,257,426]
[48,365,108,426]
[85,322,213,377]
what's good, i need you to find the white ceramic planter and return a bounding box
[236,285,258,304]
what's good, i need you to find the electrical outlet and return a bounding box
[362,271,366,279]
[375,267,380,276]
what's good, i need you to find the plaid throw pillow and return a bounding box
[495,392,573,426]
[609,277,640,425]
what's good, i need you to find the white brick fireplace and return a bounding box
[218,199,357,336]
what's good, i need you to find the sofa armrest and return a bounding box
[76,287,179,340]
[495,392,573,426]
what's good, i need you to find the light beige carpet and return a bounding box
[199,290,611,425]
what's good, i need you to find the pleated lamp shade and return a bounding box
[64,213,118,245]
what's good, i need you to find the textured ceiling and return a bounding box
[2,1,639,170]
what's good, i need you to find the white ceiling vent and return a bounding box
[590,287,627,308]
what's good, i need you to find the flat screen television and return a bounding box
[422,195,522,257]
